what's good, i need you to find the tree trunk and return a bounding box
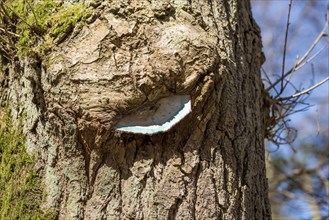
[1,0,271,219]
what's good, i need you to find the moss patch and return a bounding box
[0,109,56,220]
[4,0,92,55]
[50,4,89,42]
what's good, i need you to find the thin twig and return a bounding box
[0,27,20,37]
[262,67,280,96]
[267,21,329,91]
[278,76,329,101]
[295,42,328,72]
[0,49,11,60]
[280,0,293,94]
[0,40,10,53]
[290,21,328,74]
[276,55,299,98]
[0,2,12,21]
[315,109,320,136]
[0,3,16,49]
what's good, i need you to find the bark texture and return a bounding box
[1,0,271,219]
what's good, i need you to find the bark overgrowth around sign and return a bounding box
[1,0,272,219]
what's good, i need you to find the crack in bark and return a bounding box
[192,161,201,220]
[169,197,183,220]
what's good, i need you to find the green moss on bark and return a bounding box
[3,0,92,55]
[0,110,56,220]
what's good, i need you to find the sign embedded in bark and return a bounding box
[114,95,191,134]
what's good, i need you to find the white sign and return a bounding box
[114,95,191,134]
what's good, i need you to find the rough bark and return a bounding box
[1,0,271,219]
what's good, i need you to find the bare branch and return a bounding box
[267,20,329,91]
[278,76,329,101]
[295,43,328,72]
[262,67,280,96]
[280,0,293,94]
[276,55,299,98]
